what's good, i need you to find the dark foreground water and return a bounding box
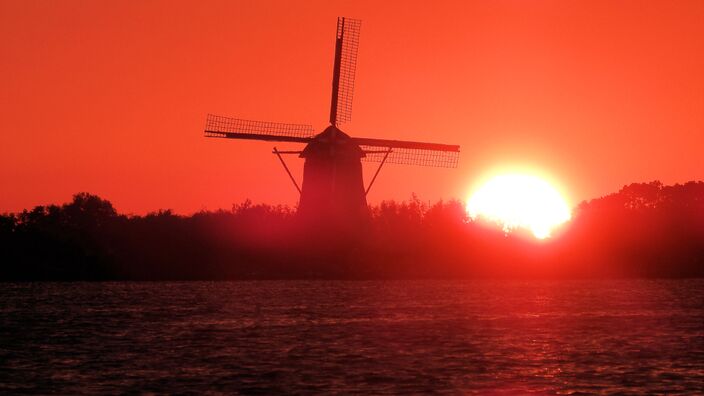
[1,280,703,394]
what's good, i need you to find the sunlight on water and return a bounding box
[1,280,702,393]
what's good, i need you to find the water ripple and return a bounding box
[1,280,702,394]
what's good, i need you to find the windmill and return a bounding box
[205,17,460,224]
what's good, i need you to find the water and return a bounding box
[1,280,703,394]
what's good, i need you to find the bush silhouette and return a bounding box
[1,182,703,280]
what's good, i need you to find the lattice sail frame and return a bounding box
[204,114,314,139]
[331,17,361,126]
[360,146,459,168]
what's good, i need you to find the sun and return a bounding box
[467,173,571,239]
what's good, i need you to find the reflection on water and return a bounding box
[1,280,702,394]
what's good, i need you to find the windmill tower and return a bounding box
[205,17,460,225]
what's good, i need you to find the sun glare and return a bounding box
[467,173,571,239]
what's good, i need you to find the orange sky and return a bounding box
[1,0,703,214]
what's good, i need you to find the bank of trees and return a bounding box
[1,181,703,280]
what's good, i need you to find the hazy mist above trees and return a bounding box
[1,181,703,280]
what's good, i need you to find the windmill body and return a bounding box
[298,126,367,223]
[204,17,460,226]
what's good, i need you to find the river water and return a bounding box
[1,280,703,394]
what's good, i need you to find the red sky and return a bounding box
[1,0,703,214]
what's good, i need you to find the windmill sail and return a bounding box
[353,137,460,168]
[204,114,314,143]
[329,17,361,126]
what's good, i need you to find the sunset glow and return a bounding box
[467,174,571,239]
[2,1,704,394]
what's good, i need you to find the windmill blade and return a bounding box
[204,114,313,143]
[360,146,460,168]
[353,137,460,168]
[329,17,361,126]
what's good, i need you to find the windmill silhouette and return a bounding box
[205,17,459,224]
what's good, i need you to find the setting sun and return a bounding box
[467,174,571,239]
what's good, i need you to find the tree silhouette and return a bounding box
[1,182,702,280]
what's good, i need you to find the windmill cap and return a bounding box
[300,125,365,159]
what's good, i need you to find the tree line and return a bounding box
[1,181,702,280]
